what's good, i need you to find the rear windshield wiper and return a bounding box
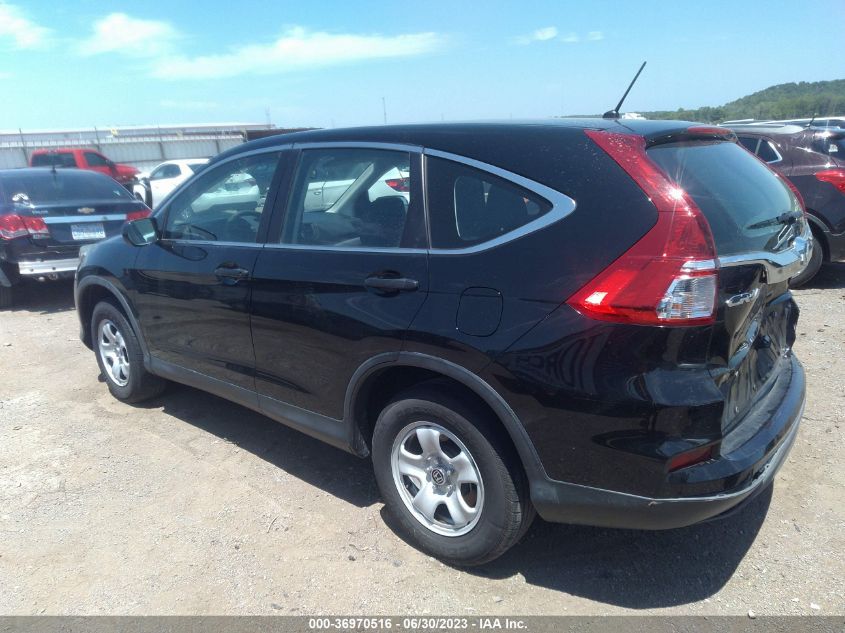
[745,211,801,231]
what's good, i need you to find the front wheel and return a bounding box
[372,383,534,566]
[91,300,166,403]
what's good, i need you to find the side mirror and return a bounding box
[123,217,159,246]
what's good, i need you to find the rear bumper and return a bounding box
[17,257,79,276]
[530,356,805,530]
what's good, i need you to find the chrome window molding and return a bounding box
[717,223,812,284]
[263,243,427,255]
[162,239,264,248]
[422,148,577,255]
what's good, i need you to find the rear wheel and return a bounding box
[790,231,823,288]
[91,300,166,402]
[0,285,13,309]
[372,382,534,566]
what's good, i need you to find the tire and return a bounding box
[789,231,823,288]
[91,300,166,403]
[0,284,13,309]
[372,382,534,566]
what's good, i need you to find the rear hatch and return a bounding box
[647,135,810,435]
[1,170,148,249]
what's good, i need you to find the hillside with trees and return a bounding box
[639,79,845,122]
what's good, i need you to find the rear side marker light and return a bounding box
[569,130,718,326]
[0,214,49,240]
[126,209,151,222]
[667,444,714,472]
[815,169,845,194]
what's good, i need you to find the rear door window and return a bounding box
[280,148,421,249]
[426,156,552,249]
[648,141,802,256]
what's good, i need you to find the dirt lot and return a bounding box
[1,266,843,616]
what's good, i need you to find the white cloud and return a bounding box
[514,28,604,45]
[79,13,178,57]
[0,3,51,49]
[531,27,558,42]
[513,26,559,45]
[150,27,444,80]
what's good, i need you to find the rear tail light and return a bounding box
[815,168,845,194]
[780,175,806,213]
[385,177,410,192]
[567,130,718,326]
[126,209,151,222]
[0,214,49,240]
[23,216,50,238]
[667,444,714,472]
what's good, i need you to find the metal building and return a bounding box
[0,123,278,171]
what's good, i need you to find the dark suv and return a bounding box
[725,123,845,285]
[75,120,808,565]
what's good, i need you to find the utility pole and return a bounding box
[382,97,387,125]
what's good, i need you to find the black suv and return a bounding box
[725,123,845,286]
[75,120,808,565]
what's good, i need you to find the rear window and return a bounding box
[31,152,77,168]
[187,162,207,174]
[0,172,132,205]
[648,141,801,256]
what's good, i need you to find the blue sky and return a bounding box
[1,0,843,130]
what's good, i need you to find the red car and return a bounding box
[29,148,140,189]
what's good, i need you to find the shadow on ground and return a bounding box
[143,382,380,509]
[799,261,845,290]
[468,485,771,608]
[5,279,75,315]
[144,383,769,609]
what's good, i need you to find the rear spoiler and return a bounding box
[644,126,737,148]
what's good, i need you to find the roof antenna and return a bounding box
[603,61,647,119]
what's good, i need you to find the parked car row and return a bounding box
[70,119,809,565]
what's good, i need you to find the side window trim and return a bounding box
[422,148,577,255]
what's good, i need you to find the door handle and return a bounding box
[364,276,419,292]
[214,265,250,283]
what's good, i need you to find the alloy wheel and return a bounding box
[390,421,484,537]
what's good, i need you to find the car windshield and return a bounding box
[0,172,133,205]
[187,162,207,174]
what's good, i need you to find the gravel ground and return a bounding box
[0,265,843,616]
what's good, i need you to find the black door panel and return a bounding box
[133,242,260,389]
[250,248,428,418]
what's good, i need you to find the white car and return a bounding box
[133,159,209,209]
